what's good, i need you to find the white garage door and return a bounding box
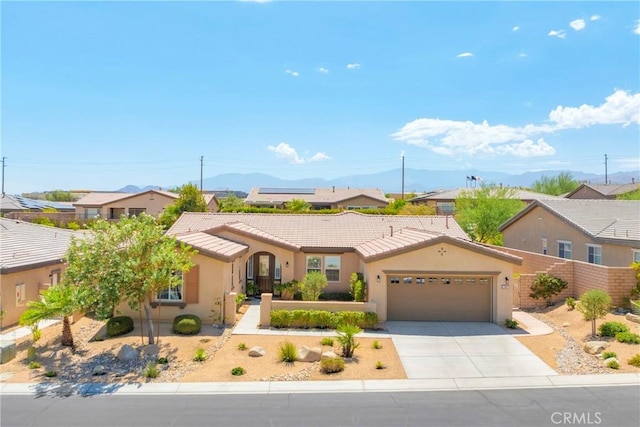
[387,275,492,321]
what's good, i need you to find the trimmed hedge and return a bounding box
[106,316,134,338]
[270,309,378,329]
[172,314,202,335]
[319,292,353,301]
[598,321,629,337]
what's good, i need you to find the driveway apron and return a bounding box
[386,321,558,379]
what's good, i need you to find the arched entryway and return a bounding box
[246,252,282,295]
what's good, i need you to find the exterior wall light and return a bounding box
[376,275,381,283]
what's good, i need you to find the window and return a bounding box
[274,259,281,280]
[84,208,101,219]
[129,208,146,216]
[633,250,640,263]
[479,278,489,285]
[558,241,572,259]
[246,257,254,279]
[453,278,463,285]
[325,256,340,282]
[441,278,451,284]
[466,278,476,284]
[403,276,413,284]
[436,202,455,215]
[16,283,26,306]
[416,277,426,285]
[541,238,548,255]
[157,272,183,302]
[587,245,602,265]
[306,256,322,274]
[50,269,60,286]
[390,276,400,284]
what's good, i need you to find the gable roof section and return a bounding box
[168,211,469,250]
[174,232,249,261]
[0,218,82,273]
[409,187,564,203]
[0,194,75,212]
[205,222,300,252]
[499,199,640,244]
[566,183,640,198]
[356,228,522,263]
[74,190,178,207]
[245,187,388,206]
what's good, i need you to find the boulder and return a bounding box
[141,345,159,360]
[604,357,619,365]
[117,344,138,361]
[248,346,266,357]
[92,365,107,376]
[321,350,339,360]
[562,322,570,327]
[583,341,609,355]
[297,346,322,362]
[625,312,640,325]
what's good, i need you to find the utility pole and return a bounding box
[1,157,6,197]
[200,155,204,192]
[604,154,608,184]
[401,154,405,200]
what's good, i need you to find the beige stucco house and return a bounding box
[499,199,640,267]
[244,187,389,210]
[141,212,521,326]
[0,219,81,328]
[73,189,218,220]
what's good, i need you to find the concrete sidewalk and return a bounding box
[511,310,553,336]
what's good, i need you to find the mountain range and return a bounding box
[117,168,640,194]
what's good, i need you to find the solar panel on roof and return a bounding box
[258,188,315,195]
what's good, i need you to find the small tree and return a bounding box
[218,193,246,212]
[159,183,207,229]
[299,272,328,301]
[529,273,568,306]
[336,323,361,358]
[577,290,612,337]
[349,272,365,302]
[286,199,311,213]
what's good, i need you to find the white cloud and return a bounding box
[346,63,360,70]
[590,15,600,21]
[548,30,566,39]
[570,19,586,31]
[267,143,330,164]
[518,52,528,58]
[285,69,299,77]
[392,89,639,159]
[635,20,640,35]
[512,26,520,32]
[317,67,329,74]
[456,52,473,58]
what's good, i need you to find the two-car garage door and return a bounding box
[387,274,492,321]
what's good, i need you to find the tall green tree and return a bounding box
[218,193,246,212]
[286,198,311,213]
[455,185,525,244]
[577,290,612,337]
[530,172,579,196]
[159,183,207,228]
[45,189,74,202]
[64,214,196,344]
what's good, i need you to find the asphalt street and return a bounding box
[2,386,639,427]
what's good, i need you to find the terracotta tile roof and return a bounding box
[168,211,468,249]
[409,187,564,202]
[175,232,249,261]
[74,190,178,206]
[567,183,640,197]
[245,187,388,205]
[0,218,83,273]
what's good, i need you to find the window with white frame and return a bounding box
[246,256,254,280]
[157,271,184,302]
[558,241,572,259]
[16,283,26,306]
[274,259,281,280]
[587,245,602,265]
[541,238,548,255]
[324,256,340,282]
[306,256,322,274]
[633,250,640,263]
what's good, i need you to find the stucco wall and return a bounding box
[335,195,387,209]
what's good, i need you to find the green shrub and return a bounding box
[529,273,568,306]
[237,343,247,351]
[271,310,377,330]
[291,310,312,328]
[66,221,81,230]
[321,337,334,346]
[144,362,159,378]
[336,324,361,358]
[372,340,382,350]
[362,312,378,329]
[44,371,57,378]
[319,292,353,301]
[270,310,293,328]
[349,272,366,302]
[235,293,246,309]
[278,341,297,363]
[311,310,335,329]
[320,357,345,374]
[606,359,619,370]
[172,314,202,335]
[106,316,134,338]
[375,361,385,370]
[598,322,629,337]
[602,351,617,360]
[615,332,640,344]
[28,361,41,369]
[565,297,576,310]
[628,354,640,367]
[299,271,328,301]
[577,290,612,337]
[157,357,169,364]
[27,346,37,362]
[193,348,207,362]
[231,366,246,376]
[505,319,518,329]
[32,217,56,227]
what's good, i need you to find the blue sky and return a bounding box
[2,1,639,193]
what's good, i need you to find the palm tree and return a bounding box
[286,198,311,213]
[19,285,80,347]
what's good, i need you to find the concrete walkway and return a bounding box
[511,309,554,336]
[0,319,61,341]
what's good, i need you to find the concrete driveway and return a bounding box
[386,321,558,379]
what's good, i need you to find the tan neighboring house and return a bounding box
[127,212,522,325]
[499,199,640,267]
[244,187,389,210]
[409,187,564,215]
[565,182,640,200]
[73,190,219,220]
[0,219,81,328]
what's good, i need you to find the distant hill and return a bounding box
[115,168,639,194]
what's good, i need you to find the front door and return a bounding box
[257,254,273,293]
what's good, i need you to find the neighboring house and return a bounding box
[499,200,640,267]
[408,187,565,215]
[0,194,75,215]
[565,182,640,200]
[206,190,248,200]
[244,187,389,210]
[0,218,81,327]
[134,212,522,325]
[73,190,219,220]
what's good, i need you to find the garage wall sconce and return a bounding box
[376,275,381,283]
[501,276,510,289]
[285,261,289,268]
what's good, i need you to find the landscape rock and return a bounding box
[296,346,322,362]
[583,341,609,355]
[625,312,640,324]
[603,357,619,365]
[117,344,139,361]
[562,322,570,327]
[141,345,159,360]
[92,365,107,376]
[321,351,339,360]
[248,346,266,357]
[0,341,17,364]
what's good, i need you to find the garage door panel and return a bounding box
[387,276,491,322]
